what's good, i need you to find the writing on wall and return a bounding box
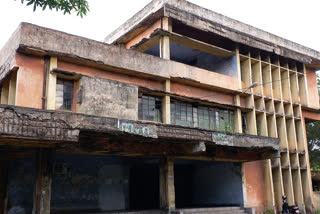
[118,120,158,138]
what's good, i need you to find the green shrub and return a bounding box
[264,209,274,214]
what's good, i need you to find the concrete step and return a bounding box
[176,207,245,214]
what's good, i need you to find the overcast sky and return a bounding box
[1,0,320,53]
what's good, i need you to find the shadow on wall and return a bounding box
[145,42,238,78]
[174,160,243,208]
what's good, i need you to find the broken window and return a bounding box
[138,93,162,122]
[171,99,234,132]
[55,78,74,111]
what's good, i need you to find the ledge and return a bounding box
[0,105,280,161]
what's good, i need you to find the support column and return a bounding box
[0,81,9,105]
[160,157,175,213]
[8,70,17,105]
[160,17,171,124]
[46,57,57,110]
[0,161,9,214]
[32,150,53,214]
[162,80,170,124]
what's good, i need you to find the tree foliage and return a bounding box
[307,72,320,173]
[306,122,320,172]
[18,0,89,17]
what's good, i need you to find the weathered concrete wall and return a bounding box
[306,71,319,109]
[244,160,265,212]
[15,53,44,109]
[0,105,280,160]
[170,81,235,106]
[125,19,161,49]
[57,60,164,91]
[106,0,320,65]
[0,24,20,83]
[314,191,320,210]
[77,76,138,120]
[16,23,240,92]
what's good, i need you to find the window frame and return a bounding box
[55,77,77,113]
[170,99,235,132]
[138,93,163,123]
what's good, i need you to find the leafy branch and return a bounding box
[18,0,89,17]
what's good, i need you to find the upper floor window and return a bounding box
[170,99,234,132]
[138,93,162,122]
[55,78,74,111]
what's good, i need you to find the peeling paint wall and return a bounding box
[77,76,138,120]
[57,60,164,91]
[15,53,44,109]
[306,70,319,109]
[244,161,265,212]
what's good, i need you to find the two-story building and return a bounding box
[0,0,319,214]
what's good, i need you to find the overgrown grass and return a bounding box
[264,209,274,214]
[315,210,320,214]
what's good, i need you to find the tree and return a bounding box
[18,0,89,17]
[306,72,320,173]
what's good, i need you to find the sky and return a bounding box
[1,0,320,53]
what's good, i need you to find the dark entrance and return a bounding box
[174,160,244,208]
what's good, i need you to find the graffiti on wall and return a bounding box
[118,120,158,138]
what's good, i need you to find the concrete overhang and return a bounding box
[104,0,320,69]
[0,105,280,162]
[0,22,242,94]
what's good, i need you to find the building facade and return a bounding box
[0,0,319,214]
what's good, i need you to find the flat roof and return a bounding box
[104,0,320,68]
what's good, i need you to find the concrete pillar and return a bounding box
[0,161,9,214]
[46,57,57,110]
[8,70,17,105]
[160,17,171,125]
[162,80,171,124]
[0,81,9,105]
[159,157,175,213]
[32,150,53,214]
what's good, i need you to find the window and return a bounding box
[171,99,234,132]
[55,78,74,111]
[138,93,162,122]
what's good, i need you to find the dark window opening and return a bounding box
[242,112,247,134]
[144,42,238,78]
[171,99,234,132]
[56,78,74,111]
[138,93,162,122]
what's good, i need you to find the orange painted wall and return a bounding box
[244,161,266,212]
[302,110,320,121]
[306,71,319,109]
[125,19,161,49]
[170,81,234,105]
[57,60,163,91]
[15,53,44,109]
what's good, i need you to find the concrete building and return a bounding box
[0,0,319,213]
